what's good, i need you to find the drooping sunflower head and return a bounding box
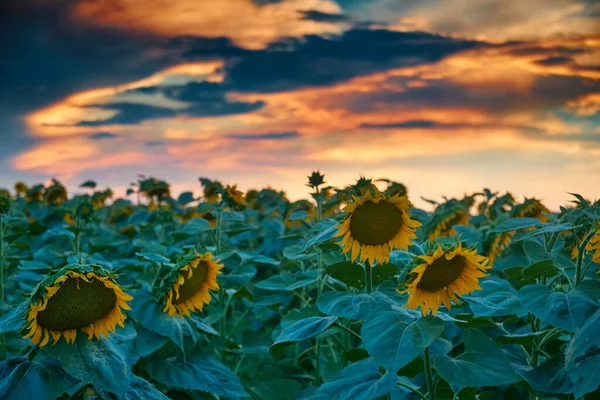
[224,185,246,207]
[23,264,132,346]
[483,230,514,266]
[385,182,408,198]
[199,178,223,203]
[334,187,421,265]
[399,241,490,316]
[25,184,44,202]
[43,180,68,205]
[427,201,471,241]
[512,198,551,222]
[585,229,600,264]
[162,252,223,317]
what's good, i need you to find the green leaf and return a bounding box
[299,222,338,253]
[235,250,280,266]
[518,284,598,332]
[312,359,395,400]
[124,375,170,400]
[272,316,337,350]
[130,290,197,353]
[522,260,559,281]
[114,327,168,365]
[372,263,399,284]
[490,218,541,233]
[146,354,248,397]
[317,291,395,320]
[19,260,51,271]
[79,180,97,189]
[462,279,523,317]
[514,222,574,243]
[513,357,573,395]
[249,378,303,400]
[177,192,196,206]
[565,309,600,396]
[0,358,75,400]
[433,329,521,387]
[136,252,170,264]
[46,336,131,394]
[255,270,318,291]
[325,261,365,289]
[362,310,444,372]
[0,301,27,333]
[494,330,550,346]
[189,316,219,336]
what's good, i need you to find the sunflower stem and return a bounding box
[396,381,428,400]
[574,229,596,287]
[423,346,436,400]
[364,261,373,294]
[0,214,5,359]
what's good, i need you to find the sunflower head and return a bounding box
[385,182,408,198]
[426,200,471,241]
[14,181,28,195]
[586,228,600,264]
[223,185,246,207]
[25,184,44,202]
[334,186,421,265]
[23,264,132,346]
[199,178,223,202]
[399,241,490,316]
[161,252,223,317]
[76,200,95,222]
[43,180,68,205]
[483,230,514,266]
[512,198,550,222]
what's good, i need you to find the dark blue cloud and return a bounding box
[361,120,451,129]
[219,29,484,92]
[89,132,118,140]
[227,131,300,140]
[300,10,349,22]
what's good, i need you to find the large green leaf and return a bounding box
[46,336,131,394]
[433,329,520,387]
[462,279,523,317]
[255,270,318,291]
[272,316,337,350]
[490,218,541,233]
[130,290,197,353]
[114,326,168,365]
[513,357,573,395]
[122,375,170,400]
[0,358,75,400]
[518,284,598,332]
[325,261,365,289]
[313,359,396,400]
[362,310,444,372]
[317,291,395,320]
[249,378,303,400]
[146,354,248,398]
[565,308,600,397]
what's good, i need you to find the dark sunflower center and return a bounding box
[348,200,404,245]
[416,255,467,292]
[173,261,209,304]
[37,277,117,330]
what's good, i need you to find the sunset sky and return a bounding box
[1,0,599,208]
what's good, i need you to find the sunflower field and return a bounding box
[0,174,599,400]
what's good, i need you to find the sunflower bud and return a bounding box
[306,171,325,189]
[0,192,11,215]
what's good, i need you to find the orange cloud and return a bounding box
[72,0,347,49]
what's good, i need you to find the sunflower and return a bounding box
[428,207,471,241]
[225,185,246,207]
[400,243,490,316]
[14,181,28,196]
[334,187,421,264]
[163,253,223,317]
[23,266,132,346]
[583,229,600,264]
[512,198,550,222]
[484,231,514,265]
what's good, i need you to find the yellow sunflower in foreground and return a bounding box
[23,266,132,346]
[335,187,421,264]
[400,243,490,316]
[163,253,223,317]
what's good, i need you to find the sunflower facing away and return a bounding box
[335,187,421,265]
[163,252,223,317]
[400,243,490,316]
[512,198,550,222]
[23,265,132,346]
[484,230,513,266]
[427,201,471,241]
[585,229,600,264]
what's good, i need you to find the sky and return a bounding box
[1,0,599,209]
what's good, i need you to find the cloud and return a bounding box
[300,10,350,22]
[227,131,300,140]
[360,120,455,129]
[89,132,118,140]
